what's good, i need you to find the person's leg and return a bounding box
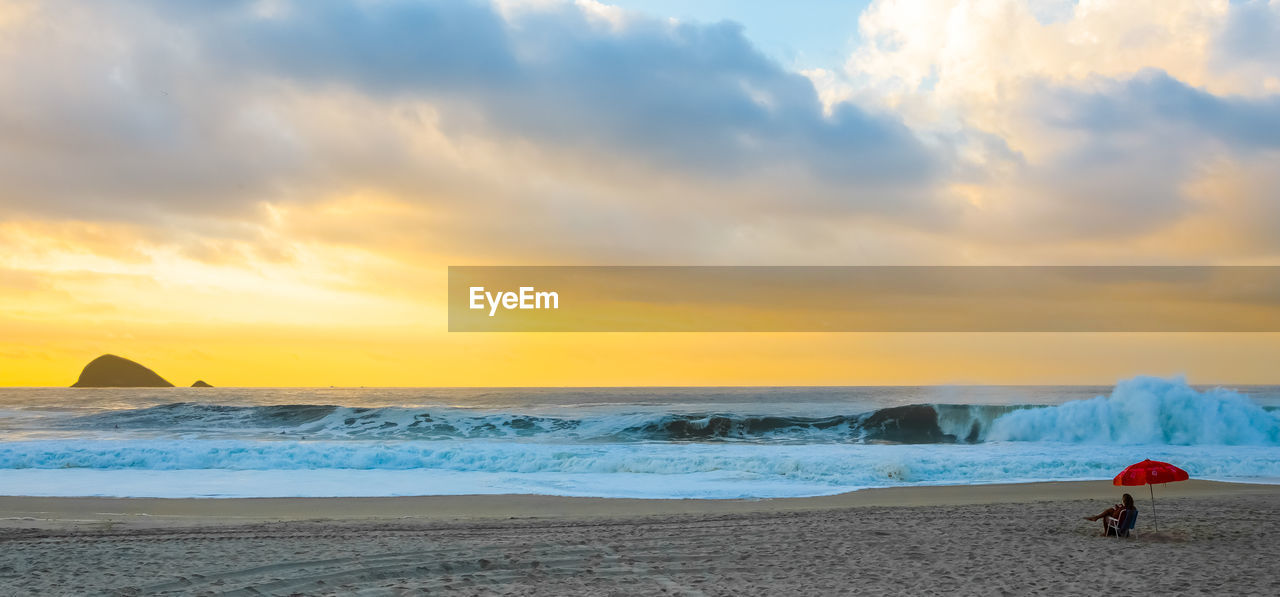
[1084,506,1117,522]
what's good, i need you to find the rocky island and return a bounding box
[70,354,210,388]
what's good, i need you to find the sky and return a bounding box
[2,0,1280,386]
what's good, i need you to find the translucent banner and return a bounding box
[448,266,1280,332]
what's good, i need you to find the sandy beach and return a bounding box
[2,480,1277,595]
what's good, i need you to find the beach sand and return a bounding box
[2,480,1277,595]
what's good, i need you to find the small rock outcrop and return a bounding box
[71,354,174,388]
[191,380,213,387]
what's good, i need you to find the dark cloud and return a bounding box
[217,0,519,93]
[210,0,937,191]
[1045,69,1280,151]
[0,1,306,220]
[1217,0,1280,66]
[1004,69,1280,239]
[0,0,938,227]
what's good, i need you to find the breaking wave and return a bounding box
[3,377,1279,498]
[986,376,1280,445]
[34,376,1280,446]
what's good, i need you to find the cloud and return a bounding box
[1212,0,1280,94]
[1041,69,1280,151]
[0,0,939,233]
[221,0,939,200]
[834,0,1280,253]
[217,0,519,93]
[0,0,1278,269]
[977,69,1280,239]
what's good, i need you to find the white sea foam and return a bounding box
[1,376,1277,498]
[985,376,1280,444]
[0,440,1278,498]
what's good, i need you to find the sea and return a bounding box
[1,376,1278,499]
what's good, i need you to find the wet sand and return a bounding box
[2,480,1278,595]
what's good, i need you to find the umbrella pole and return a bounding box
[1150,483,1157,531]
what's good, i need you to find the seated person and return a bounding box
[1083,493,1136,536]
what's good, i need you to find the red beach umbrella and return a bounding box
[1113,459,1189,531]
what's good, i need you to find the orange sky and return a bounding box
[3,0,1280,386]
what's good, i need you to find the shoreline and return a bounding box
[3,479,1276,530]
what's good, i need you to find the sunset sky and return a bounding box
[3,0,1280,386]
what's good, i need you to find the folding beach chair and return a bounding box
[1105,508,1137,538]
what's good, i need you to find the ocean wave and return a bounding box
[985,376,1280,445]
[24,376,1280,446]
[47,402,1015,444]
